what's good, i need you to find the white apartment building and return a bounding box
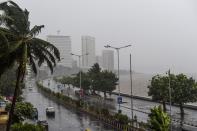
[102,50,114,71]
[81,36,95,68]
[47,35,72,67]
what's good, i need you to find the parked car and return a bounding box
[0,101,6,108]
[32,108,38,120]
[37,120,48,131]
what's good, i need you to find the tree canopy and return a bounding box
[57,63,118,97]
[148,73,197,117]
[60,76,73,88]
[72,72,91,90]
[0,0,60,77]
[88,63,102,93]
[171,74,197,116]
[99,70,118,98]
[148,75,171,112]
[6,102,35,124]
[0,1,60,130]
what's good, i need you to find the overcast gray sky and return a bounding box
[12,0,197,74]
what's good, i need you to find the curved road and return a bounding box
[23,79,113,131]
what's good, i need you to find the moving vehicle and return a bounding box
[46,107,55,116]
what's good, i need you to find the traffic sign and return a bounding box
[117,96,122,104]
[57,85,61,88]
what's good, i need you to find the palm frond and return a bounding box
[31,38,60,61]
[0,40,23,58]
[8,1,22,11]
[29,54,37,75]
[0,31,9,55]
[0,14,13,25]
[30,43,54,74]
[29,25,44,37]
[36,44,56,66]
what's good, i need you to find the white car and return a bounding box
[46,107,55,116]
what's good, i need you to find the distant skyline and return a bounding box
[102,50,114,71]
[81,36,96,68]
[14,0,197,74]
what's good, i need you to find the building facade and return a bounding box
[102,50,114,71]
[47,35,72,67]
[81,36,95,68]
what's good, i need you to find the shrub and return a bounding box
[6,102,35,124]
[101,108,109,116]
[148,106,170,131]
[56,92,61,98]
[11,123,44,131]
[89,105,95,112]
[114,113,129,125]
[75,100,82,108]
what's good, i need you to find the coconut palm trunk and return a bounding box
[6,64,22,131]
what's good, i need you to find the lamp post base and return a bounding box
[118,110,122,114]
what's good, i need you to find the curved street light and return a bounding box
[71,52,88,99]
[104,44,131,113]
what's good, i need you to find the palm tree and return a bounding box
[148,106,170,131]
[0,1,60,131]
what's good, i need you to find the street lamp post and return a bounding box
[168,69,172,131]
[130,54,133,120]
[71,53,88,99]
[104,44,131,113]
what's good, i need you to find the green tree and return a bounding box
[148,106,170,131]
[60,76,73,88]
[5,102,35,124]
[72,72,91,90]
[88,63,101,94]
[148,75,170,112]
[0,1,60,130]
[11,123,44,131]
[171,74,197,117]
[100,70,118,98]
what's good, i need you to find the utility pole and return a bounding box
[130,54,133,120]
[168,69,172,131]
[71,53,88,100]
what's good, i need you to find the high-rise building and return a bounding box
[81,36,95,68]
[102,50,114,71]
[47,35,72,67]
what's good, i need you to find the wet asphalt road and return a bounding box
[23,80,114,131]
